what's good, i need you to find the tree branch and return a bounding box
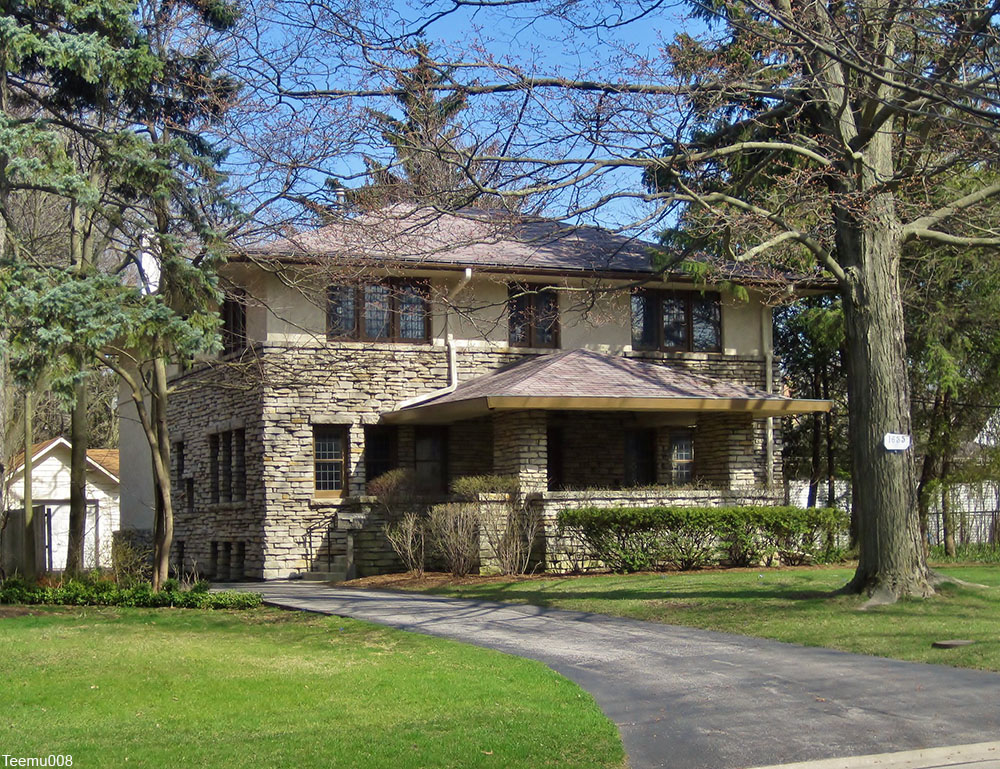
[903,182,1000,241]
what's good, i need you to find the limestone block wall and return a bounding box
[166,359,267,580]
[493,411,548,492]
[531,487,783,573]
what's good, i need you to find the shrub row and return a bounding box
[557,505,849,573]
[0,577,263,609]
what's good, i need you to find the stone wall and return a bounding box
[531,487,783,573]
[165,340,780,579]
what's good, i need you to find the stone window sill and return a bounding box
[208,501,248,511]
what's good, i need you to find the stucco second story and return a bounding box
[220,206,821,363]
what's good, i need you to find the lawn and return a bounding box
[0,607,626,769]
[411,565,1000,671]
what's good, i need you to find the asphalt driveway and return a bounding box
[229,581,1000,769]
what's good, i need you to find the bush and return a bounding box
[452,475,538,576]
[428,503,480,577]
[384,511,427,575]
[0,576,262,609]
[557,505,848,572]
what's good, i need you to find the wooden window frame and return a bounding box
[631,289,722,353]
[326,279,431,343]
[507,283,560,349]
[670,430,695,485]
[364,425,399,484]
[221,287,248,356]
[413,426,449,495]
[314,425,349,499]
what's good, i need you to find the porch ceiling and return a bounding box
[382,349,831,424]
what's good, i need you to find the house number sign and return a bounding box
[883,433,911,451]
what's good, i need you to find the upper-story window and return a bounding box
[631,289,721,353]
[221,287,248,355]
[327,280,430,342]
[508,284,559,348]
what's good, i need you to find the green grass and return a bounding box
[416,565,1000,671]
[0,607,625,769]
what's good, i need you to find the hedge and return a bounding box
[0,577,263,609]
[557,505,848,573]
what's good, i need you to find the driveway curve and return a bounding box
[231,581,1000,769]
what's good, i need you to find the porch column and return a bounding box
[694,413,758,491]
[492,410,548,493]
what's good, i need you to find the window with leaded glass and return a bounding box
[314,426,348,498]
[364,426,398,483]
[631,290,722,352]
[624,428,657,486]
[326,280,430,342]
[221,287,248,355]
[671,431,695,484]
[508,284,559,348]
[414,427,448,494]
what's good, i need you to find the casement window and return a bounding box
[364,425,398,484]
[670,430,695,484]
[172,441,185,490]
[413,426,448,494]
[631,290,721,353]
[221,287,248,355]
[208,430,246,504]
[624,428,657,487]
[327,281,430,342]
[314,425,349,498]
[508,284,559,348]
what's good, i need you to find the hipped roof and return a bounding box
[239,206,832,288]
[383,349,831,424]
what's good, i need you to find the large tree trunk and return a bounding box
[65,378,88,575]
[839,206,934,599]
[150,357,173,590]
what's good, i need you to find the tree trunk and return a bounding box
[838,200,933,599]
[151,357,173,590]
[22,389,35,580]
[65,378,88,575]
[807,380,822,508]
[940,457,956,558]
[822,370,836,507]
[916,393,943,557]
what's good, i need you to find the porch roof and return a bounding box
[382,349,831,424]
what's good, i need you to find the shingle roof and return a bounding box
[385,349,831,422]
[240,206,829,286]
[7,438,120,482]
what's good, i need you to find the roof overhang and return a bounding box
[382,395,832,425]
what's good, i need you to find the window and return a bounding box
[670,431,695,484]
[327,281,430,342]
[631,290,721,352]
[221,287,248,355]
[624,429,657,487]
[414,427,448,494]
[508,284,559,348]
[364,426,398,484]
[546,426,565,491]
[172,441,185,490]
[208,430,246,504]
[314,426,349,498]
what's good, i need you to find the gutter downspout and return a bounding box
[763,306,775,492]
[397,268,473,410]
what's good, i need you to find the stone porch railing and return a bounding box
[530,487,783,573]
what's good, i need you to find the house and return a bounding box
[118,206,832,579]
[2,437,120,572]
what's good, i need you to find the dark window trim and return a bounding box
[326,279,431,343]
[507,283,560,349]
[221,287,248,355]
[364,425,399,484]
[632,289,722,353]
[670,429,695,485]
[314,425,349,499]
[624,427,657,487]
[413,426,449,495]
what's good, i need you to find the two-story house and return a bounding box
[118,206,831,579]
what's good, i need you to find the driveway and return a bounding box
[230,581,1000,769]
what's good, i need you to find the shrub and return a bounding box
[384,511,427,575]
[427,502,480,577]
[0,576,262,609]
[453,475,538,576]
[557,505,848,572]
[111,536,152,587]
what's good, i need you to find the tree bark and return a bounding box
[839,208,934,598]
[807,375,822,508]
[916,393,943,556]
[22,389,35,580]
[940,456,956,557]
[65,378,88,575]
[151,356,173,589]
